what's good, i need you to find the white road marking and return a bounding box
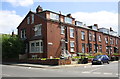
[88,68,100,72]
[116,73,118,75]
[93,72,101,74]
[2,74,11,76]
[28,67,31,69]
[91,65,104,68]
[82,71,90,73]
[84,65,104,68]
[103,73,112,75]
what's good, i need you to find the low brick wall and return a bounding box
[27,59,71,65]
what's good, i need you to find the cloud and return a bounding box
[0,10,24,34]
[4,0,34,7]
[72,11,118,33]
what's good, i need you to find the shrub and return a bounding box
[87,56,94,58]
[93,52,103,56]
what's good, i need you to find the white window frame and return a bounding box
[93,34,95,41]
[70,41,75,52]
[29,40,43,53]
[76,21,83,26]
[89,33,92,41]
[34,24,42,36]
[81,31,85,40]
[116,39,118,45]
[50,12,59,21]
[70,27,74,38]
[110,38,113,44]
[65,17,72,24]
[82,43,85,53]
[27,16,30,24]
[105,37,108,43]
[61,26,65,35]
[31,14,34,24]
[21,29,26,39]
[98,35,101,42]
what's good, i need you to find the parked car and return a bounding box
[92,55,110,65]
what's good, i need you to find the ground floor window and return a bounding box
[82,43,85,53]
[89,43,92,53]
[99,45,102,53]
[106,46,109,53]
[29,40,43,53]
[70,41,75,52]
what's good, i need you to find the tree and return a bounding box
[2,34,25,59]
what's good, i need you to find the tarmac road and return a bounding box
[1,61,119,77]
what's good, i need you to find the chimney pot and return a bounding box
[36,5,43,13]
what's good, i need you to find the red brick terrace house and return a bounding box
[17,5,120,58]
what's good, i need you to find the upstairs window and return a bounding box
[81,31,85,40]
[105,37,108,44]
[70,41,75,52]
[65,17,72,24]
[27,16,30,24]
[34,24,42,36]
[116,39,118,45]
[50,12,59,21]
[61,26,65,35]
[93,34,96,41]
[106,46,109,53]
[76,21,83,26]
[98,35,101,42]
[21,29,26,39]
[31,14,34,24]
[70,27,74,38]
[89,33,92,41]
[92,26,97,30]
[110,38,113,44]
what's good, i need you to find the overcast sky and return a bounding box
[0,0,118,34]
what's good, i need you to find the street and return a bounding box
[2,61,119,77]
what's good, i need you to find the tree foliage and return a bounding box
[2,34,25,59]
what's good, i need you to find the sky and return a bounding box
[0,0,119,34]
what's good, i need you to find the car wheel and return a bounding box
[107,61,110,64]
[101,61,104,65]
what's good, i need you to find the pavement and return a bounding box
[2,61,119,69]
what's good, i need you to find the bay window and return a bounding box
[70,41,75,52]
[30,40,43,53]
[82,43,85,53]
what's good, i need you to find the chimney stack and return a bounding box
[67,14,72,18]
[36,5,43,13]
[110,27,113,31]
[94,24,98,29]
